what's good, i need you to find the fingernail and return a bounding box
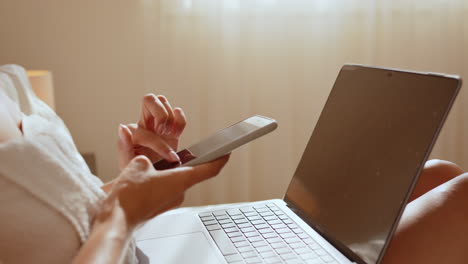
[169,151,180,162]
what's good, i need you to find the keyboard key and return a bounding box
[289,241,307,249]
[199,212,213,217]
[254,224,269,229]
[231,214,246,220]
[275,247,292,255]
[224,227,239,233]
[271,223,287,229]
[266,203,277,208]
[225,253,243,263]
[260,211,274,217]
[222,223,236,229]
[266,237,282,244]
[278,215,289,220]
[258,228,274,234]
[280,232,296,239]
[245,211,259,217]
[230,236,246,243]
[234,240,250,248]
[265,256,283,264]
[247,216,262,221]
[213,211,228,217]
[241,207,255,213]
[276,228,291,234]
[245,231,260,238]
[206,224,222,231]
[267,219,283,225]
[251,220,265,225]
[241,251,258,259]
[240,227,256,233]
[283,219,294,224]
[251,240,268,248]
[219,219,233,225]
[262,232,278,239]
[234,219,248,224]
[227,208,242,216]
[298,233,309,239]
[255,245,272,253]
[270,242,287,249]
[238,223,252,229]
[292,228,303,234]
[260,250,277,258]
[245,256,263,263]
[201,216,215,221]
[215,214,230,220]
[209,229,238,256]
[285,237,302,244]
[264,216,279,221]
[280,253,297,260]
[227,231,243,238]
[203,220,218,226]
[238,246,254,253]
[288,224,299,229]
[247,236,263,243]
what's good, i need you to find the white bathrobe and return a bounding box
[0,65,137,263]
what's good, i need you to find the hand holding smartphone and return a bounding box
[153,115,278,170]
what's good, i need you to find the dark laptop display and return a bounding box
[285,65,461,263]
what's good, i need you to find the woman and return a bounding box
[0,65,467,263]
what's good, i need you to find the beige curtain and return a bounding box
[1,0,467,206]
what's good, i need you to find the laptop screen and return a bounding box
[284,65,460,263]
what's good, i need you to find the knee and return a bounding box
[423,159,464,179]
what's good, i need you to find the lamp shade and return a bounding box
[27,70,55,110]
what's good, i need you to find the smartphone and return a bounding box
[153,115,278,170]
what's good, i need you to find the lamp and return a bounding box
[27,70,55,110]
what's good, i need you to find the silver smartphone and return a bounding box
[153,115,278,170]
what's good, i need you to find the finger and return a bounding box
[132,126,180,163]
[160,154,230,190]
[118,124,135,170]
[172,107,187,137]
[157,95,175,136]
[138,94,168,135]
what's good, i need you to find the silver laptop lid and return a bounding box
[284,65,461,264]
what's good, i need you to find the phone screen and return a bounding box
[153,115,277,170]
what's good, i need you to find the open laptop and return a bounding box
[134,64,462,264]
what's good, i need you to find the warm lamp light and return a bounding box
[27,70,55,110]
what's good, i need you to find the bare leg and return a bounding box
[382,160,468,263]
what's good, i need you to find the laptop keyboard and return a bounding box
[199,203,338,264]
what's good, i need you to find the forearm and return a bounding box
[73,204,132,264]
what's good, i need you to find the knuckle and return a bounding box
[131,155,152,170]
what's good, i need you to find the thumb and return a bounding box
[118,124,135,170]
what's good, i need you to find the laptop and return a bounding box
[134,64,462,264]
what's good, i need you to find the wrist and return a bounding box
[94,200,134,240]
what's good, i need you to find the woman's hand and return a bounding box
[117,94,187,170]
[98,154,230,230]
